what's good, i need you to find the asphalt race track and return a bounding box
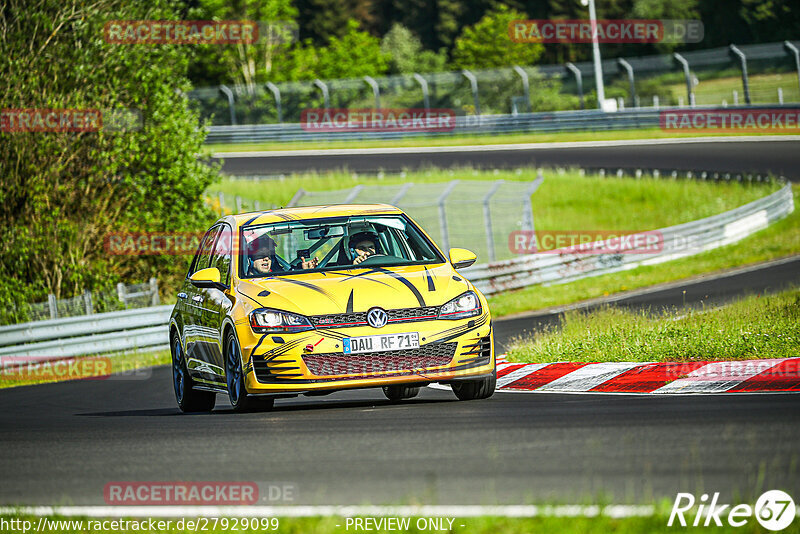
[2,140,799,508]
[213,137,800,180]
[1,256,799,507]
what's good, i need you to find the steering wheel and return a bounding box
[353,253,390,266]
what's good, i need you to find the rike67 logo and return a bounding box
[669,490,795,530]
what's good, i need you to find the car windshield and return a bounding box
[240,214,445,277]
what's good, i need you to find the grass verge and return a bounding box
[209,167,776,232]
[0,349,170,390]
[488,184,798,318]
[202,128,795,154]
[507,287,800,364]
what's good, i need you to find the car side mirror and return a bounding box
[449,248,477,269]
[190,267,225,289]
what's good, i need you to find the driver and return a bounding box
[246,234,278,275]
[350,232,380,265]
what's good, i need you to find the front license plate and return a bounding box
[343,332,420,354]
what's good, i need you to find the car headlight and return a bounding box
[439,291,482,320]
[250,309,314,333]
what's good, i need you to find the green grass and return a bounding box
[507,287,800,364]
[665,72,800,107]
[208,168,777,231]
[488,184,799,318]
[1,513,797,533]
[0,349,170,389]
[202,127,795,154]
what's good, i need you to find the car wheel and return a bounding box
[171,330,216,413]
[382,385,420,401]
[451,367,497,401]
[225,331,274,413]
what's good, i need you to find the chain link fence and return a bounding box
[190,41,800,127]
[287,177,543,262]
[9,279,160,325]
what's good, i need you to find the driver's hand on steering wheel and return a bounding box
[353,251,373,265]
[300,256,319,269]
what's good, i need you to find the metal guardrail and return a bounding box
[205,105,800,144]
[0,183,793,359]
[0,305,172,361]
[462,184,794,295]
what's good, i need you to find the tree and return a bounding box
[380,23,447,74]
[452,5,544,70]
[189,0,298,90]
[0,0,220,322]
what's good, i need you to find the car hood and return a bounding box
[235,263,472,316]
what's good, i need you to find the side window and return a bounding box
[209,225,233,285]
[189,226,221,276]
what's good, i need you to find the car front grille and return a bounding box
[301,342,458,378]
[310,306,440,328]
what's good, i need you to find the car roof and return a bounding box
[229,204,403,227]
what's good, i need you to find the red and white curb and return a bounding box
[490,355,800,394]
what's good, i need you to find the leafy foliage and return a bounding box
[0,0,220,323]
[452,5,544,70]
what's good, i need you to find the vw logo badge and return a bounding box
[367,307,388,328]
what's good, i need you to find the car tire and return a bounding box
[382,385,421,401]
[225,331,274,413]
[451,367,497,401]
[171,330,216,413]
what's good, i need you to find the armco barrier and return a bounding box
[0,183,793,359]
[204,105,800,144]
[0,305,172,362]
[462,184,794,295]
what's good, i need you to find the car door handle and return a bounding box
[192,295,204,303]
[177,292,187,299]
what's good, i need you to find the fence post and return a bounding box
[218,85,237,125]
[363,76,381,109]
[412,73,430,111]
[344,185,364,203]
[266,82,283,123]
[48,294,58,320]
[482,181,504,262]
[313,79,330,109]
[673,53,695,107]
[729,45,751,105]
[218,192,225,214]
[617,58,636,108]
[565,62,585,110]
[461,70,481,116]
[522,172,545,234]
[512,66,531,113]
[287,188,306,207]
[149,278,160,306]
[235,196,243,213]
[390,183,413,205]
[437,181,460,252]
[784,41,800,95]
[83,290,94,315]
[117,283,127,308]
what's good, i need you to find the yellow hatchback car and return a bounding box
[169,204,495,412]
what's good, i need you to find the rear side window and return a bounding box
[209,224,233,285]
[189,226,221,276]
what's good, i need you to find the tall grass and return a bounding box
[508,288,800,363]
